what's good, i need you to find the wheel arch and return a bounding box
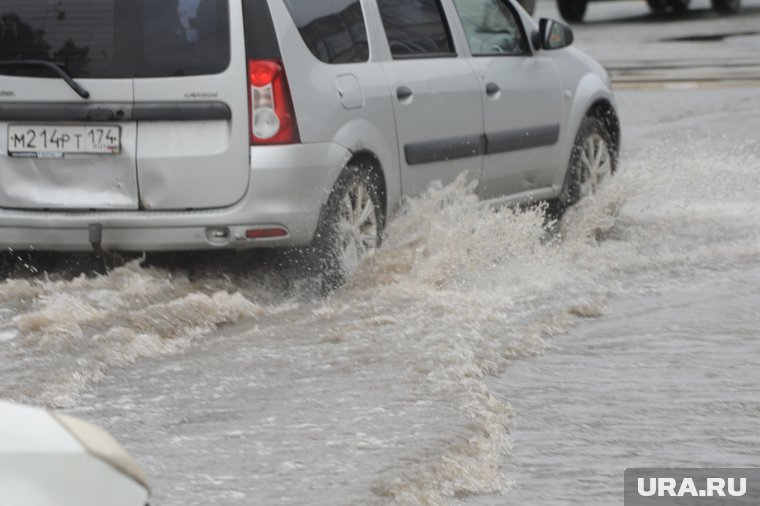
[556,73,615,185]
[550,72,619,207]
[329,117,402,216]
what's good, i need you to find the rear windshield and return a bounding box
[0,0,230,78]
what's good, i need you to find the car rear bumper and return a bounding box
[0,142,350,252]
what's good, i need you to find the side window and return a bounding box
[376,0,455,59]
[452,0,530,56]
[284,0,369,64]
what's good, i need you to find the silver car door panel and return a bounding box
[452,0,565,199]
[375,0,485,195]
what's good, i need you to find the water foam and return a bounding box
[0,262,271,407]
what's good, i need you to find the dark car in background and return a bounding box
[556,0,740,22]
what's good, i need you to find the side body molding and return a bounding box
[404,125,561,166]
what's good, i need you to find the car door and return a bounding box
[452,0,565,201]
[372,0,485,196]
[132,0,249,211]
[0,0,137,210]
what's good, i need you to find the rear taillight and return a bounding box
[248,59,300,145]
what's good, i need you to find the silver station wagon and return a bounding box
[0,0,619,284]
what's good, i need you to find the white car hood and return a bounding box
[0,400,149,506]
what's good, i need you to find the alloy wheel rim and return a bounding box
[336,181,378,274]
[578,133,613,199]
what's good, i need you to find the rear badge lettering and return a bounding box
[185,91,219,99]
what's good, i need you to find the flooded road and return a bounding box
[2,84,757,504]
[473,264,760,506]
[2,3,760,505]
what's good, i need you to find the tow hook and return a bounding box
[88,223,125,267]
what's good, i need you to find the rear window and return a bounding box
[0,0,131,78]
[137,0,230,77]
[284,0,369,64]
[0,0,230,79]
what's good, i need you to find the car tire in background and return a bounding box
[517,0,537,15]
[646,0,691,14]
[711,0,740,12]
[0,253,14,280]
[557,0,588,22]
[549,117,615,217]
[312,163,385,292]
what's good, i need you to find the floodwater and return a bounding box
[1,85,758,505]
[472,263,760,506]
[2,7,760,504]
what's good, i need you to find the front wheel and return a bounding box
[557,0,588,22]
[312,164,384,292]
[549,117,615,217]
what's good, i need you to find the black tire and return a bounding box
[557,0,588,22]
[646,0,667,14]
[312,163,385,292]
[647,0,691,14]
[711,0,740,13]
[518,0,537,15]
[548,117,616,218]
[0,252,15,280]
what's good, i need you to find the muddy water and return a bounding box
[472,264,760,506]
[1,87,759,505]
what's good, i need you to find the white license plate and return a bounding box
[7,125,121,156]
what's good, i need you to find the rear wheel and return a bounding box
[549,117,615,217]
[711,0,740,13]
[557,0,588,22]
[313,164,384,291]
